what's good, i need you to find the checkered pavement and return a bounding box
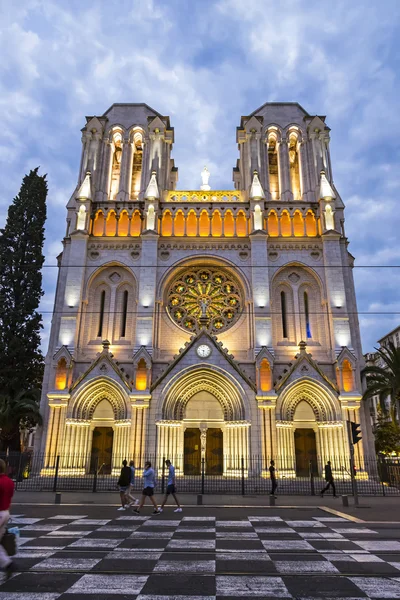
[3,512,400,598]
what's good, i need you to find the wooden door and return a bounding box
[184,428,201,475]
[206,428,223,475]
[90,427,114,474]
[294,428,317,476]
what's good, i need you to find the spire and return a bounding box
[76,171,92,200]
[319,170,336,201]
[145,170,159,199]
[249,170,265,200]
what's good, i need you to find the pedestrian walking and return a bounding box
[126,460,138,507]
[0,459,15,578]
[269,459,277,497]
[117,459,131,510]
[159,459,182,513]
[320,461,338,497]
[133,461,161,515]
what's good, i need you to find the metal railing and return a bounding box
[3,452,399,496]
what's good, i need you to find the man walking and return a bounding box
[160,459,182,513]
[126,460,138,507]
[117,459,131,511]
[320,461,337,497]
[0,459,15,578]
[133,461,161,515]
[269,459,277,497]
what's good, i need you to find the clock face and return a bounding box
[197,344,211,358]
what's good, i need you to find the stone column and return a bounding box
[279,142,293,202]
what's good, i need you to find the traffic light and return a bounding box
[350,422,362,445]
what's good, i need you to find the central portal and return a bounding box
[183,427,224,475]
[90,427,114,474]
[294,428,317,476]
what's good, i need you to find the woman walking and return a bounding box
[133,461,161,515]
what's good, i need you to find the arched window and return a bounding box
[280,211,291,237]
[199,210,210,237]
[55,358,68,390]
[236,211,247,236]
[342,360,354,392]
[259,359,272,391]
[97,290,106,338]
[162,211,173,236]
[293,211,304,237]
[109,131,122,200]
[119,211,129,236]
[135,358,147,390]
[174,211,185,236]
[281,291,288,338]
[187,210,197,236]
[93,211,104,237]
[131,210,141,236]
[105,211,117,236]
[304,291,311,338]
[267,211,279,236]
[305,211,317,237]
[120,290,129,338]
[268,134,280,199]
[211,211,222,237]
[130,132,143,199]
[224,211,234,237]
[288,132,301,200]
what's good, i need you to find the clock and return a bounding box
[197,344,211,358]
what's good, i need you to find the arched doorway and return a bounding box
[89,399,114,474]
[293,401,317,476]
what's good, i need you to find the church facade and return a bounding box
[37,101,373,478]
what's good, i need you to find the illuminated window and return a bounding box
[187,211,197,236]
[130,133,143,199]
[288,132,301,200]
[211,211,222,237]
[93,211,104,237]
[106,211,117,236]
[342,360,354,392]
[268,134,280,199]
[293,211,304,237]
[97,290,106,338]
[304,291,311,338]
[236,211,247,237]
[259,359,272,391]
[55,358,68,390]
[135,358,147,390]
[281,291,288,338]
[281,211,291,237]
[199,210,210,236]
[174,211,185,236]
[119,211,129,236]
[305,211,317,237]
[268,211,279,236]
[109,131,122,200]
[162,211,173,236]
[224,211,234,236]
[120,290,128,338]
[131,210,141,236]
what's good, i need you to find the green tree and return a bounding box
[373,416,400,455]
[0,168,47,450]
[0,390,43,451]
[362,342,400,421]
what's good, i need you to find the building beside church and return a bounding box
[37,101,373,478]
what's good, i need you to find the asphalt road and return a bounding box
[3,502,400,599]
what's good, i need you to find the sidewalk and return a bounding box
[13,490,399,522]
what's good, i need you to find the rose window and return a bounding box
[167,267,243,334]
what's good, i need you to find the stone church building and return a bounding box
[37,101,372,478]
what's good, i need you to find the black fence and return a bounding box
[3,452,400,496]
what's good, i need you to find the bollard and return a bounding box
[55,492,62,505]
[269,495,276,506]
[341,495,349,507]
[197,494,203,506]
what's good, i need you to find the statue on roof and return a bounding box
[200,166,211,191]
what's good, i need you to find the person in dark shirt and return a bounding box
[117,460,132,511]
[320,461,337,497]
[269,460,277,497]
[0,459,15,577]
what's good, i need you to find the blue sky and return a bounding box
[0,0,399,353]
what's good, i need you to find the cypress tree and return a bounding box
[0,168,47,449]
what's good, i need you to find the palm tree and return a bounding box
[362,341,400,422]
[0,389,42,452]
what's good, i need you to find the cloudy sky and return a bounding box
[0,0,399,353]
